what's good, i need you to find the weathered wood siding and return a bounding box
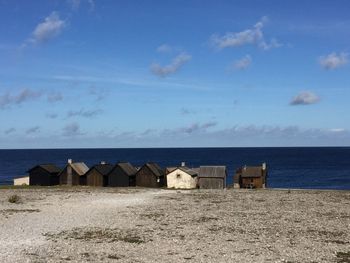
[198,177,224,189]
[29,167,59,186]
[59,167,81,186]
[109,166,131,187]
[135,166,159,188]
[166,169,197,189]
[241,177,263,188]
[86,169,107,187]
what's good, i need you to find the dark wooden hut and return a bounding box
[59,160,89,186]
[135,162,165,187]
[27,164,61,186]
[198,166,227,189]
[108,162,138,187]
[235,163,267,189]
[86,163,114,187]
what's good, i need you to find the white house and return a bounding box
[13,176,29,186]
[166,167,198,189]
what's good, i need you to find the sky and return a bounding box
[0,0,350,148]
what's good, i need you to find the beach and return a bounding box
[0,187,349,262]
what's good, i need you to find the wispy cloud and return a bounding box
[89,86,109,101]
[163,121,217,135]
[232,55,252,70]
[210,16,281,50]
[0,88,42,109]
[180,107,196,115]
[290,91,320,106]
[67,0,81,10]
[62,122,83,137]
[319,52,348,70]
[47,92,63,103]
[156,44,173,53]
[68,0,95,11]
[46,113,58,119]
[26,126,40,134]
[67,108,103,118]
[4,128,16,135]
[151,52,192,77]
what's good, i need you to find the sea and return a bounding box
[0,147,349,190]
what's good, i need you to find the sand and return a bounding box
[0,187,349,263]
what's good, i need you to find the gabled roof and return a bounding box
[27,164,61,174]
[116,162,137,176]
[241,166,263,178]
[170,166,198,177]
[142,162,164,177]
[199,166,227,178]
[88,163,114,176]
[69,162,89,176]
[166,167,177,174]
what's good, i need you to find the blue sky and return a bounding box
[1,0,350,148]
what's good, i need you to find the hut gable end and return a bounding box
[135,163,165,188]
[198,166,227,189]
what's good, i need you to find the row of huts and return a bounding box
[15,159,267,189]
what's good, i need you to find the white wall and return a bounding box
[166,169,197,189]
[13,176,29,186]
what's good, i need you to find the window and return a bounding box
[176,173,181,178]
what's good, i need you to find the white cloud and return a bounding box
[156,44,173,53]
[319,52,348,70]
[210,16,281,50]
[30,12,66,43]
[233,55,252,70]
[67,0,81,10]
[67,0,94,11]
[329,128,346,133]
[151,52,192,77]
[290,91,320,106]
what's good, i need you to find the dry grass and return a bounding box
[7,195,21,204]
[44,227,147,244]
[337,252,350,263]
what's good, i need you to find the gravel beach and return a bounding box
[0,187,349,263]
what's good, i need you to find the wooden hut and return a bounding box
[86,163,114,187]
[59,159,89,186]
[235,163,267,189]
[135,162,165,187]
[166,166,198,189]
[108,162,138,187]
[27,164,61,186]
[198,166,227,189]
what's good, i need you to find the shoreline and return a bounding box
[1,185,350,192]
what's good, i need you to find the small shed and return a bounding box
[109,162,138,187]
[198,166,227,189]
[59,160,89,186]
[86,163,114,187]
[27,164,61,186]
[235,163,267,189]
[135,162,165,188]
[166,167,198,189]
[14,176,30,186]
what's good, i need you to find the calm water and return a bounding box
[0,147,349,190]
